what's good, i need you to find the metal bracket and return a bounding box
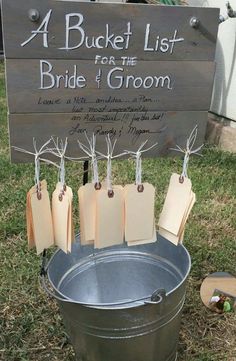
[28,9,40,22]
[227,1,236,18]
[190,17,200,29]
[144,288,166,305]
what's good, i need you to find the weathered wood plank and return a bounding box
[9,111,207,162]
[1,0,219,61]
[6,59,215,113]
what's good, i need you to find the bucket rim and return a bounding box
[45,236,191,310]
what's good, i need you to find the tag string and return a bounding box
[170,125,204,181]
[181,151,190,179]
[135,151,142,186]
[77,133,100,185]
[13,138,53,195]
[96,135,127,195]
[106,154,112,192]
[125,140,158,188]
[34,156,41,190]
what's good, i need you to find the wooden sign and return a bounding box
[1,0,219,162]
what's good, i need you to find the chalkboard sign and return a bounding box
[1,0,219,161]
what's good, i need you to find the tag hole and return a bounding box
[137,184,144,193]
[59,193,63,202]
[108,190,114,198]
[94,182,101,190]
[63,184,67,192]
[37,191,42,200]
[179,176,184,184]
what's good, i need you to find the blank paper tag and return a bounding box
[158,227,179,246]
[66,185,74,253]
[52,183,74,254]
[28,180,47,196]
[179,190,196,243]
[158,174,196,245]
[158,173,192,236]
[128,222,156,246]
[26,180,50,251]
[124,183,155,243]
[30,188,54,255]
[78,183,97,245]
[52,187,70,254]
[95,186,124,249]
[26,191,35,249]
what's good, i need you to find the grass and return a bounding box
[0,58,235,361]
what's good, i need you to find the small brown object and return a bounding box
[94,182,102,190]
[37,191,42,200]
[63,184,67,192]
[179,175,184,184]
[108,189,114,198]
[59,193,63,202]
[137,184,144,192]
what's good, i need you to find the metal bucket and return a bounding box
[42,234,191,361]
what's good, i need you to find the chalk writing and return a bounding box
[68,111,166,144]
[39,60,173,91]
[39,60,87,89]
[20,10,184,55]
[144,28,184,53]
[21,10,52,48]
[107,67,172,90]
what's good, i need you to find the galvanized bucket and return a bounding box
[41,234,191,361]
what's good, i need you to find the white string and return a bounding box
[13,138,53,190]
[77,133,100,184]
[97,135,127,192]
[48,137,68,188]
[125,140,158,185]
[136,151,142,186]
[170,125,204,179]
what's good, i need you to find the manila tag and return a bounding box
[158,173,192,236]
[65,185,74,253]
[128,222,156,246]
[125,183,155,243]
[159,186,196,245]
[95,186,124,249]
[55,183,74,252]
[52,186,70,254]
[179,190,196,244]
[26,180,49,250]
[78,183,97,245]
[26,190,35,249]
[30,188,54,255]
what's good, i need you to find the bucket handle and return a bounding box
[40,250,166,307]
[144,289,166,305]
[40,272,166,307]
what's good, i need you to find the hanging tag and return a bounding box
[67,199,73,253]
[28,180,47,196]
[26,190,35,249]
[95,185,124,249]
[179,190,196,243]
[78,183,97,245]
[158,175,195,245]
[127,222,156,246]
[124,183,156,243]
[26,180,48,250]
[52,184,70,254]
[158,227,179,246]
[30,187,54,255]
[158,173,192,236]
[65,185,74,253]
